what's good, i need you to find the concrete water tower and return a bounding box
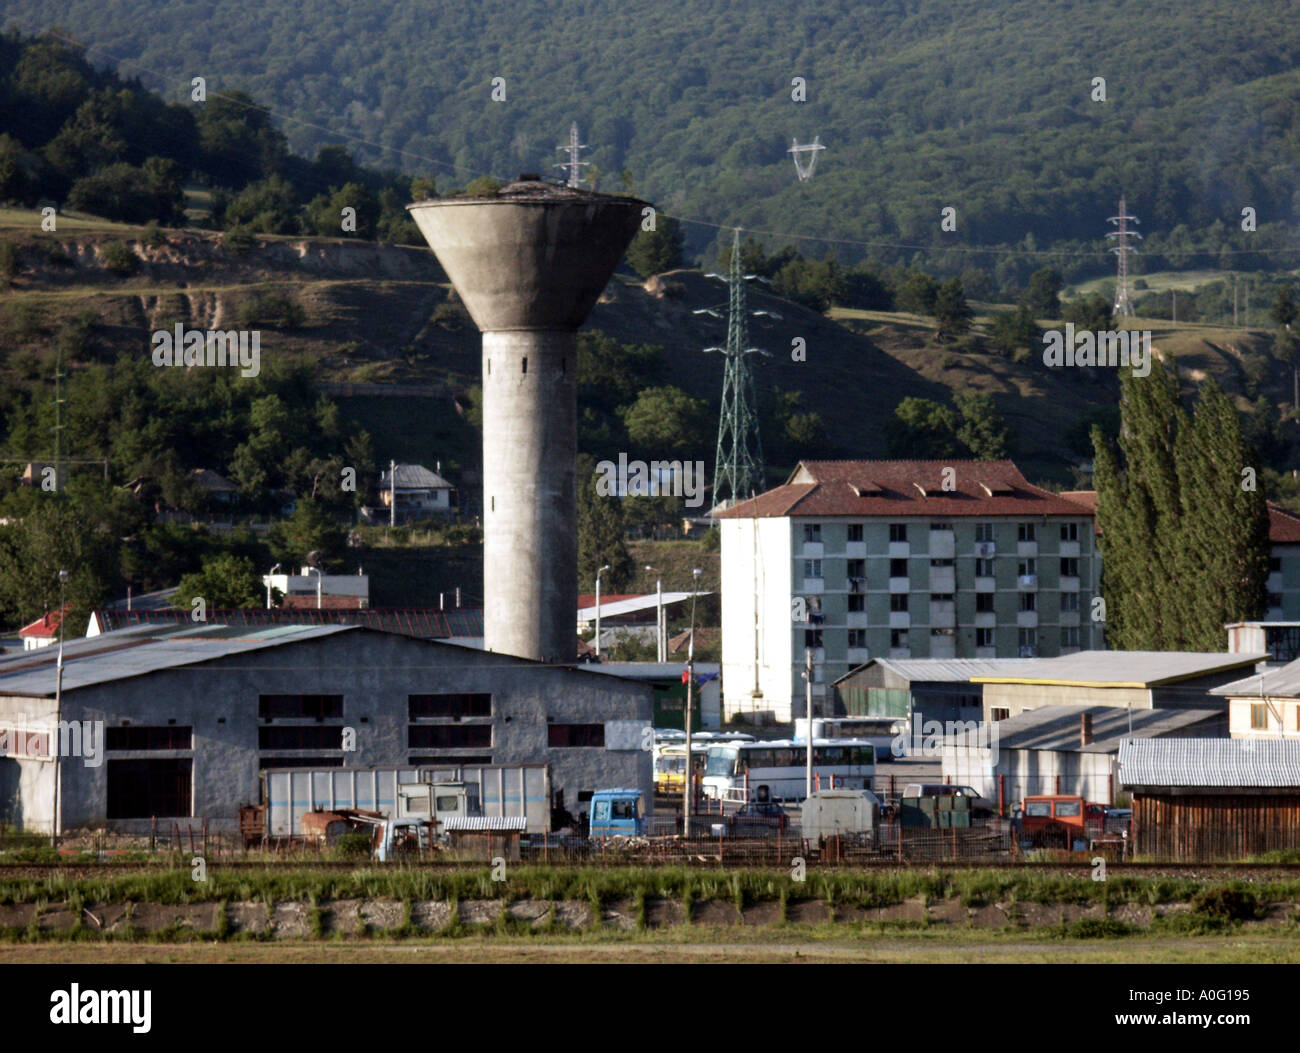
[408,176,647,662]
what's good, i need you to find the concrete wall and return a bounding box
[980,683,1152,721]
[1228,695,1300,739]
[943,744,1118,808]
[721,516,793,722]
[0,630,652,833]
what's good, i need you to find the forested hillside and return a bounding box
[2,0,1299,284]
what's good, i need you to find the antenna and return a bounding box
[701,229,772,510]
[1106,196,1142,317]
[554,122,590,188]
[788,136,826,181]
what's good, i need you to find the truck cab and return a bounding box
[589,789,645,838]
[372,817,436,861]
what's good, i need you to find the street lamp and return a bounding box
[645,565,663,662]
[51,569,68,849]
[594,564,611,660]
[307,566,322,609]
[266,563,281,609]
[683,567,702,833]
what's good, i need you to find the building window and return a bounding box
[1060,523,1079,542]
[804,629,824,648]
[803,559,823,578]
[1268,592,1284,608]
[259,695,343,720]
[931,558,954,567]
[803,523,822,542]
[548,723,605,747]
[1018,523,1036,542]
[890,558,908,577]
[890,523,908,543]
[890,594,909,612]
[931,593,954,603]
[409,755,493,765]
[107,758,191,819]
[1061,592,1080,612]
[890,629,908,648]
[259,726,346,750]
[1060,626,1080,647]
[1251,703,1267,729]
[847,559,865,578]
[976,627,995,647]
[1019,592,1036,612]
[259,756,344,769]
[975,558,995,578]
[408,693,492,719]
[929,522,951,532]
[1018,628,1036,648]
[1059,558,1079,577]
[975,523,995,543]
[848,629,866,648]
[976,593,995,613]
[991,708,1010,722]
[1269,556,1282,574]
[847,524,864,542]
[848,594,865,612]
[1017,558,1036,576]
[409,724,493,749]
[106,726,192,751]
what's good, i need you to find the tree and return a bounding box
[955,392,1011,459]
[267,498,345,568]
[304,181,379,239]
[1025,267,1063,317]
[66,157,185,225]
[933,277,973,340]
[1271,284,1298,410]
[174,553,263,609]
[895,272,939,317]
[625,215,683,278]
[622,386,709,457]
[885,397,961,458]
[220,175,300,234]
[988,304,1040,357]
[1062,294,1114,332]
[577,453,634,593]
[1093,368,1268,650]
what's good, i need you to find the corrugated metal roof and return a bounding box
[442,816,528,831]
[1213,657,1300,699]
[837,657,1039,684]
[992,705,1223,753]
[971,650,1264,688]
[1118,738,1300,789]
[379,463,453,490]
[92,606,485,640]
[0,624,355,696]
[576,592,706,619]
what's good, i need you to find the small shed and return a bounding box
[1118,739,1300,861]
[443,815,526,861]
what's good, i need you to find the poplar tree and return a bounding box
[1093,367,1268,650]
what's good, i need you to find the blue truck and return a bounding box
[588,788,646,838]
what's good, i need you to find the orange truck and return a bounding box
[1019,795,1107,849]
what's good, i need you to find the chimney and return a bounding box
[1080,712,1093,747]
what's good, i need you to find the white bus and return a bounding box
[653,731,755,794]
[702,738,877,803]
[794,717,907,760]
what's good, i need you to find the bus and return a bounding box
[702,738,877,803]
[794,717,907,761]
[653,732,755,795]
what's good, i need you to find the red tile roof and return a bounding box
[1064,489,1300,544]
[18,610,65,638]
[714,461,1093,519]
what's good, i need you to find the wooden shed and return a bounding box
[1118,739,1300,861]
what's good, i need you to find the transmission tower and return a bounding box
[1107,196,1141,317]
[695,229,775,510]
[554,122,590,187]
[788,136,826,181]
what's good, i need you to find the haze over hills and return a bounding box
[5,0,1300,278]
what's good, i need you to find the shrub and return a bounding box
[333,832,373,861]
[236,291,305,329]
[0,241,18,282]
[99,240,138,276]
[1191,885,1261,921]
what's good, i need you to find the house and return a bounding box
[262,567,370,610]
[1211,658,1300,740]
[0,622,652,835]
[18,610,66,652]
[191,468,239,506]
[1118,738,1300,860]
[833,657,1037,728]
[943,704,1226,812]
[377,463,456,522]
[972,650,1264,722]
[715,459,1098,723]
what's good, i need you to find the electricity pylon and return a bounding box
[695,229,776,511]
[554,122,589,187]
[1107,196,1141,317]
[788,136,826,181]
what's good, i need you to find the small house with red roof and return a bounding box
[714,460,1098,722]
[18,610,66,652]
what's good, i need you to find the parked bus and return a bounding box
[702,738,877,803]
[654,733,756,794]
[794,717,907,760]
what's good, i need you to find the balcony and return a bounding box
[888,647,911,659]
[975,611,996,628]
[1017,574,1038,591]
[846,647,871,665]
[929,633,956,659]
[974,541,996,558]
[929,531,955,560]
[929,566,955,593]
[888,541,910,558]
[1017,610,1038,628]
[802,577,825,593]
[975,576,996,593]
[930,602,956,628]
[1018,540,1038,557]
[1059,576,1080,592]
[848,576,868,594]
[846,611,868,628]
[976,646,998,659]
[801,541,824,558]
[845,540,867,559]
[1060,610,1080,626]
[1059,540,1080,558]
[889,611,911,629]
[889,576,910,593]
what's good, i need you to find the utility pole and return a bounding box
[804,648,814,800]
[683,567,701,833]
[52,346,65,490]
[1234,278,1239,328]
[554,122,589,188]
[1106,197,1141,318]
[51,569,68,849]
[1172,290,1177,325]
[389,460,397,528]
[594,563,610,659]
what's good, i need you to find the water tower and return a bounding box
[408,176,646,662]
